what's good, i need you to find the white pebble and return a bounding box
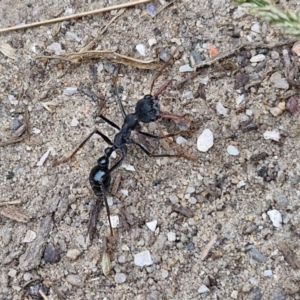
[148,38,157,47]
[167,232,176,242]
[176,136,187,145]
[250,54,265,63]
[22,230,37,243]
[292,40,300,56]
[263,130,280,142]
[134,250,153,267]
[227,145,239,156]
[264,270,273,277]
[251,22,260,34]
[136,44,146,56]
[66,31,81,42]
[71,117,79,127]
[110,215,120,228]
[146,220,157,232]
[32,128,41,134]
[8,269,17,278]
[186,186,195,194]
[189,197,197,204]
[122,164,135,171]
[121,189,129,196]
[114,273,127,284]
[161,269,169,278]
[236,94,245,105]
[216,102,228,116]
[237,180,246,188]
[267,209,282,228]
[181,91,193,99]
[169,194,179,203]
[198,285,210,294]
[197,129,214,152]
[179,64,193,72]
[64,86,77,95]
[246,109,253,116]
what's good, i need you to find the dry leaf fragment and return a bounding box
[0,43,16,60]
[0,206,31,223]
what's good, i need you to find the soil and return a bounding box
[0,0,300,299]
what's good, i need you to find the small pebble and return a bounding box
[216,102,228,116]
[71,117,79,127]
[148,38,157,47]
[134,250,153,267]
[251,22,260,34]
[188,197,197,204]
[227,145,239,156]
[179,64,193,72]
[292,40,300,56]
[169,194,179,204]
[198,285,210,294]
[10,118,22,131]
[118,255,126,264]
[176,136,187,145]
[23,273,32,281]
[66,274,83,287]
[114,273,126,284]
[23,230,37,243]
[146,220,157,232]
[286,96,298,114]
[231,291,238,299]
[182,91,193,99]
[66,31,81,42]
[263,131,280,142]
[63,86,77,95]
[146,3,156,17]
[187,241,195,251]
[167,232,176,242]
[44,243,60,264]
[197,129,214,152]
[161,269,169,279]
[250,54,265,63]
[237,180,246,188]
[270,107,283,117]
[8,269,17,277]
[246,246,267,263]
[278,102,285,111]
[66,249,81,260]
[267,209,282,228]
[236,94,245,105]
[110,215,119,228]
[264,270,272,277]
[136,44,145,56]
[186,186,195,194]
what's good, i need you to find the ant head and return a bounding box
[135,95,160,123]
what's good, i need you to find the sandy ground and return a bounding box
[1,0,300,299]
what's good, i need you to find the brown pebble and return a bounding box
[270,107,283,117]
[286,96,298,114]
[66,274,83,287]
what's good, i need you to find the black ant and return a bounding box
[54,51,193,241]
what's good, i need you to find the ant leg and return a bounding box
[109,73,127,120]
[150,50,177,94]
[132,140,182,158]
[154,79,173,98]
[53,129,114,166]
[88,180,114,240]
[137,130,190,140]
[99,114,120,130]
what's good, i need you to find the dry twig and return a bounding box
[0,0,151,34]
